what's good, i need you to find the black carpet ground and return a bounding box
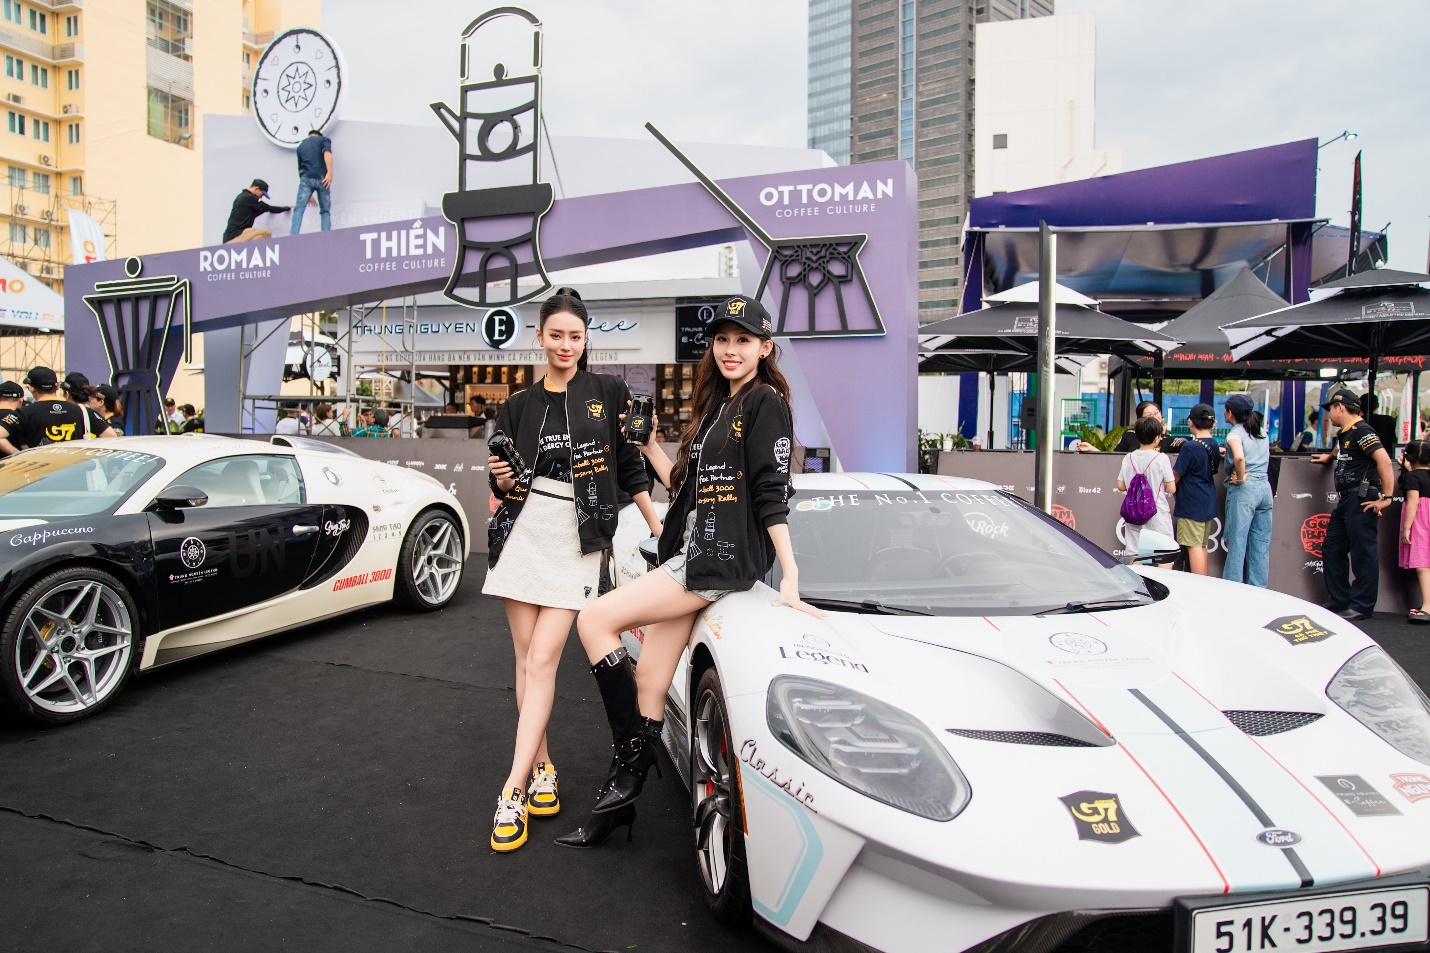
[0,565,753,953]
[0,567,1425,953]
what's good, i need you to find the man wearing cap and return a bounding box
[289,129,333,235]
[61,371,89,403]
[178,403,203,434]
[0,366,116,456]
[0,380,23,456]
[222,179,291,244]
[1313,389,1395,620]
[1172,404,1224,575]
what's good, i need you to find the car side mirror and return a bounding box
[152,485,209,510]
[1122,527,1179,565]
[638,537,660,570]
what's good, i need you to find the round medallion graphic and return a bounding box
[179,536,206,570]
[1048,632,1108,656]
[481,307,521,349]
[251,28,345,148]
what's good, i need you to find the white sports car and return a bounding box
[0,434,468,725]
[612,473,1430,953]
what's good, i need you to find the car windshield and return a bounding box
[781,488,1154,616]
[0,445,165,519]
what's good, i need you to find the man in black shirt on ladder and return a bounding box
[223,178,291,244]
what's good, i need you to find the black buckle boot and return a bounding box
[593,716,664,814]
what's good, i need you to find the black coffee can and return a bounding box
[624,395,655,445]
[488,431,528,476]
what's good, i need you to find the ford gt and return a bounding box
[611,473,1430,953]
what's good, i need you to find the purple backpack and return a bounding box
[1120,456,1159,526]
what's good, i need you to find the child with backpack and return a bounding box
[1172,403,1224,575]
[1118,415,1177,561]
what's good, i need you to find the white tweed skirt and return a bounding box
[483,477,603,610]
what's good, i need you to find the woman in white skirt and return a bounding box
[483,287,662,852]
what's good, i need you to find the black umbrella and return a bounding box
[1135,267,1326,378]
[919,302,1179,358]
[920,302,1178,448]
[1226,282,1430,367]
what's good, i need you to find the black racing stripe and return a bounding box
[1129,688,1315,888]
[876,473,921,491]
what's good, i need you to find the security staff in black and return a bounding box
[0,366,117,457]
[558,295,825,850]
[1313,389,1395,620]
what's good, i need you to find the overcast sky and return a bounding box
[326,0,1429,271]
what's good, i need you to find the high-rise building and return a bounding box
[0,0,317,298]
[807,0,851,165]
[809,0,1054,324]
[973,13,1120,197]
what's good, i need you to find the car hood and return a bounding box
[719,574,1430,897]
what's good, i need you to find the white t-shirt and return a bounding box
[1118,448,1175,524]
[311,418,341,436]
[274,416,303,435]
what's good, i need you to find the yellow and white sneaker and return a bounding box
[527,762,560,817]
[490,788,528,852]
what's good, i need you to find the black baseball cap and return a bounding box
[22,366,56,389]
[1188,403,1216,424]
[251,178,270,197]
[0,381,22,398]
[1321,388,1362,413]
[713,295,774,338]
[62,371,89,394]
[95,384,119,403]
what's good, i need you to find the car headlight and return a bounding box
[766,675,971,821]
[1326,647,1430,766]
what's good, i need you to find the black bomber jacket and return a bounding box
[657,383,794,591]
[488,370,650,567]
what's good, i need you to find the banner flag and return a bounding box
[67,208,107,265]
[1401,377,1420,444]
[1347,151,1362,273]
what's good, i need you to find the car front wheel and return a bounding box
[0,566,139,725]
[691,665,753,924]
[393,509,464,611]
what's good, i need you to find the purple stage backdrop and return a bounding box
[65,162,919,471]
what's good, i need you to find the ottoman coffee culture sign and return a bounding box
[250,28,345,149]
[646,123,885,339]
[430,8,554,311]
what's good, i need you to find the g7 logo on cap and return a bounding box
[727,300,746,317]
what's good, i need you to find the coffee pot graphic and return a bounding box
[431,8,553,309]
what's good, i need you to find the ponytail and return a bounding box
[539,286,590,371]
[1228,403,1264,439]
[1405,440,1430,468]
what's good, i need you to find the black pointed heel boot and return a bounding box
[592,716,665,814]
[553,804,637,848]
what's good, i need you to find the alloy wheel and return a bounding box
[410,516,463,605]
[16,580,133,715]
[693,687,734,895]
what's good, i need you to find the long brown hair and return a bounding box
[669,328,791,492]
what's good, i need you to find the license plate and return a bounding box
[1189,885,1429,953]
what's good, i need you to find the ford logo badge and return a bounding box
[1255,828,1302,847]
